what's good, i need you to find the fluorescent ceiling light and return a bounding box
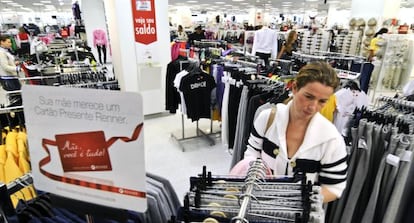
[0,0,13,3]
[33,3,44,5]
[232,0,245,2]
[40,0,52,3]
[186,0,198,3]
[215,1,226,4]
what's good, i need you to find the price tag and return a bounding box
[386,154,400,167]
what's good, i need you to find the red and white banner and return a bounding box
[131,0,157,45]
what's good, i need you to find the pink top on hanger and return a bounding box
[93,29,108,47]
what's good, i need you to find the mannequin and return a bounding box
[93,28,108,64]
[251,25,278,68]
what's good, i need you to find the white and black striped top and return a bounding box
[244,102,348,198]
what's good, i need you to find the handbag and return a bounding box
[0,76,21,91]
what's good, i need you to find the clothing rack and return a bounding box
[232,158,267,223]
[311,50,366,61]
[193,40,226,48]
[292,51,326,61]
[0,105,24,114]
[325,96,414,223]
[335,68,361,80]
[179,160,321,223]
[221,56,260,69]
[0,173,34,221]
[170,59,218,152]
[375,95,414,110]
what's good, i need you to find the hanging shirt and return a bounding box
[320,94,337,122]
[251,27,278,59]
[334,88,369,136]
[93,29,108,47]
[179,69,216,121]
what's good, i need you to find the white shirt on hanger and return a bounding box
[251,27,278,59]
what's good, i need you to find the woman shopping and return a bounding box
[277,30,298,60]
[243,61,348,203]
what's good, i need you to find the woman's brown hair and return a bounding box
[295,61,339,90]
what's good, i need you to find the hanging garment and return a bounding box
[320,94,337,122]
[93,29,108,64]
[165,56,190,113]
[178,68,216,121]
[251,27,278,63]
[221,71,231,148]
[0,143,6,183]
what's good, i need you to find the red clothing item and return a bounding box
[18,32,29,42]
[61,28,69,38]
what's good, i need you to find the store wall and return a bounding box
[103,0,170,115]
[351,0,401,25]
[103,0,137,92]
[82,0,112,63]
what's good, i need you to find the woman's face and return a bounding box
[291,81,333,119]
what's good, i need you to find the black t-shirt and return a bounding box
[188,32,206,45]
[281,41,298,60]
[179,69,216,121]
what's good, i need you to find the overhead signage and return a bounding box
[131,0,157,44]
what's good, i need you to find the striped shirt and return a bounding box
[244,102,348,198]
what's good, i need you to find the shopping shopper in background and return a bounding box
[242,61,347,203]
[176,25,188,41]
[0,35,21,76]
[188,25,206,46]
[277,30,298,60]
[368,27,388,62]
[0,35,23,106]
[16,27,31,57]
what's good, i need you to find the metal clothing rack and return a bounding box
[232,159,267,223]
[0,173,128,223]
[0,173,34,222]
[180,160,319,223]
[170,60,218,152]
[374,95,414,110]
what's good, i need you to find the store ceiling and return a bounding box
[1,0,414,15]
[0,0,74,12]
[2,0,349,14]
[168,0,351,16]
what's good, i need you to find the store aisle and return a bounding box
[143,112,231,202]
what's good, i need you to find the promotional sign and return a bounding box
[22,85,147,212]
[131,0,157,44]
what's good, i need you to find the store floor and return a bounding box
[143,112,231,203]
